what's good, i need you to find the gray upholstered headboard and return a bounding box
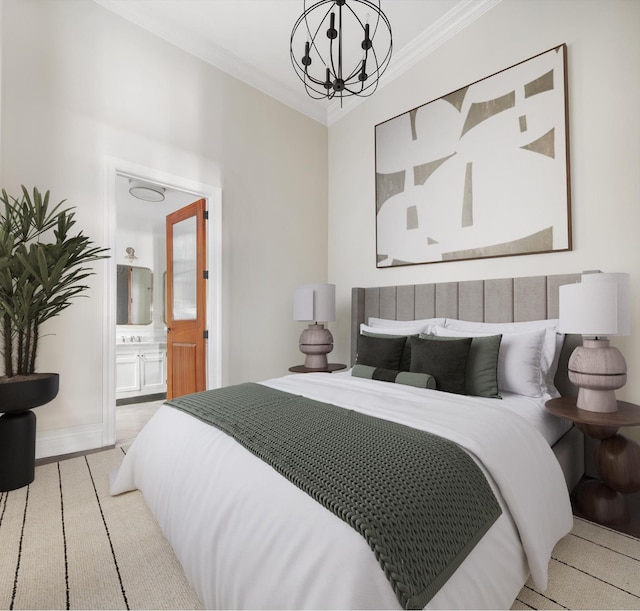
[351,273,582,397]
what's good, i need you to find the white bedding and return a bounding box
[110,373,573,610]
[486,389,572,446]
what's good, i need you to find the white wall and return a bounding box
[328,0,640,440]
[0,0,328,456]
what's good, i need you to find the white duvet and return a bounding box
[111,372,573,610]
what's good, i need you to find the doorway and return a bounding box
[103,159,222,447]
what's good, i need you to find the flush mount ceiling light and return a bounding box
[128,179,166,202]
[290,0,392,105]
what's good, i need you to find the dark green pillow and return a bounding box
[360,329,415,371]
[356,334,407,370]
[421,333,502,398]
[351,364,436,389]
[409,336,472,395]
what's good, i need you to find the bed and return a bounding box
[110,273,584,610]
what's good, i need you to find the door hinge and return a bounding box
[203,210,209,220]
[203,270,209,280]
[203,330,209,340]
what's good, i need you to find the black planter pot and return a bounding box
[0,373,59,492]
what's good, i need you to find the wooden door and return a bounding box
[166,198,207,399]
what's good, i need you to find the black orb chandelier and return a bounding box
[290,0,393,103]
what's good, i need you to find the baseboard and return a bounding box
[116,392,166,406]
[35,423,104,460]
[35,444,115,466]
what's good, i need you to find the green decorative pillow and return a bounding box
[360,329,415,371]
[421,333,502,398]
[356,334,407,370]
[351,364,436,389]
[409,336,472,395]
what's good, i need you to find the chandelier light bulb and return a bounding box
[327,12,338,39]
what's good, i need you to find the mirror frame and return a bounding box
[116,264,153,325]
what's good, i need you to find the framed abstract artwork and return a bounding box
[375,44,571,268]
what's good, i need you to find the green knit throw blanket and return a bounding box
[167,383,501,609]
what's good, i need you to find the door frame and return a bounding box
[102,157,222,447]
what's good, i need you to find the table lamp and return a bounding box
[559,272,630,412]
[293,284,336,370]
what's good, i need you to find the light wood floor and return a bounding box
[115,399,164,446]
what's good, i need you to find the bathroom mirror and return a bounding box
[117,265,153,325]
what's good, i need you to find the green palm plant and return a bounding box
[0,186,108,379]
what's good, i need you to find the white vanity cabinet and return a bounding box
[116,343,167,400]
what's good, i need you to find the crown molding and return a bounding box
[327,0,502,125]
[93,0,329,124]
[94,0,501,127]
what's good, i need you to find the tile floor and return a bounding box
[115,399,164,447]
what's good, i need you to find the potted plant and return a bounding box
[0,186,108,491]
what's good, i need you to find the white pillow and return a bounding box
[432,325,547,397]
[444,318,559,333]
[443,318,563,395]
[368,317,446,330]
[546,333,564,398]
[360,322,428,336]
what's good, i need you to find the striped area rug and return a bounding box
[1,447,639,610]
[0,447,202,610]
[513,516,640,610]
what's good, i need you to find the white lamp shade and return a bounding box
[293,284,336,322]
[582,272,630,336]
[558,273,630,336]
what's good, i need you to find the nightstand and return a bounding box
[288,363,347,373]
[545,397,640,526]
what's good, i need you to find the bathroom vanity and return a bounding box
[116,340,167,400]
[116,264,167,401]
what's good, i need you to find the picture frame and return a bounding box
[375,44,571,268]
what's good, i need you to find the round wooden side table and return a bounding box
[545,397,640,525]
[288,363,347,374]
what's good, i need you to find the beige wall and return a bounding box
[0,0,328,456]
[328,0,640,440]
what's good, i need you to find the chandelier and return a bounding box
[290,0,393,103]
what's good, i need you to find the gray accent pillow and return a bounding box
[351,364,436,389]
[409,336,472,395]
[421,333,502,399]
[356,334,407,370]
[360,329,415,371]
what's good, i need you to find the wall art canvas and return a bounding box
[375,44,571,267]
